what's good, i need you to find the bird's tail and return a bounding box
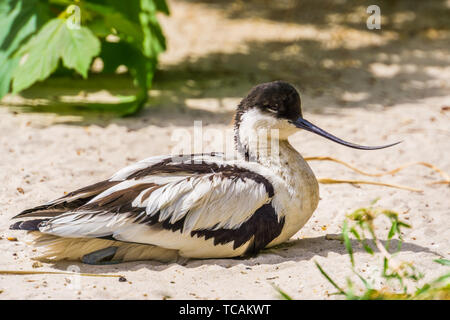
[27,232,179,263]
[10,219,48,231]
[12,179,120,220]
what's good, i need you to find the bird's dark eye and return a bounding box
[266,106,278,113]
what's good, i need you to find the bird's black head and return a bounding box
[235,80,401,150]
[236,80,302,122]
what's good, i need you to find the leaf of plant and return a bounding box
[100,40,155,90]
[106,0,141,21]
[0,0,44,55]
[104,12,143,43]
[434,259,450,266]
[154,0,170,15]
[141,0,170,15]
[0,53,18,97]
[386,219,398,252]
[362,242,374,255]
[382,257,389,276]
[141,11,166,57]
[397,221,411,229]
[12,18,100,93]
[84,2,144,46]
[349,227,373,255]
[315,261,346,296]
[349,227,361,240]
[84,1,164,59]
[387,220,397,240]
[414,283,431,297]
[430,272,450,284]
[274,286,293,300]
[62,27,101,77]
[343,220,355,267]
[99,40,154,114]
[0,0,51,98]
[354,270,373,290]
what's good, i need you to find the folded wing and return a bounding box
[13,153,283,254]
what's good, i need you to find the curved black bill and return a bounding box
[293,118,401,150]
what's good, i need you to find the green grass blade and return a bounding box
[342,220,354,267]
[315,261,346,296]
[434,259,450,266]
[274,286,293,300]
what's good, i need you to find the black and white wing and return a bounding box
[12,153,285,258]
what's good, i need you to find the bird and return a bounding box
[10,81,400,265]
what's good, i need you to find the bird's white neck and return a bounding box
[234,108,297,165]
[234,108,319,229]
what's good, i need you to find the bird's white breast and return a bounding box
[264,140,319,246]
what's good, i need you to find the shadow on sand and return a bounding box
[48,234,441,274]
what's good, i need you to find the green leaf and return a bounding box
[141,0,170,15]
[431,272,450,284]
[397,221,411,229]
[349,225,375,255]
[100,40,156,91]
[434,259,450,266]
[343,220,354,267]
[84,1,167,58]
[99,40,154,114]
[62,28,101,77]
[153,0,170,15]
[84,2,144,44]
[354,271,372,290]
[349,227,361,240]
[12,18,100,93]
[140,11,166,57]
[0,0,51,98]
[387,220,397,240]
[273,286,293,300]
[362,243,374,255]
[105,12,143,41]
[414,283,431,297]
[315,261,346,296]
[370,197,380,206]
[0,53,18,97]
[382,257,389,276]
[386,220,397,251]
[0,0,42,55]
[314,261,347,295]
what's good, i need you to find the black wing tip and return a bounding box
[9,221,21,230]
[12,208,35,219]
[12,206,49,219]
[10,219,48,231]
[12,205,70,219]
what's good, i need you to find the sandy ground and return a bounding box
[0,0,449,299]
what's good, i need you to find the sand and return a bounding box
[0,0,449,299]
